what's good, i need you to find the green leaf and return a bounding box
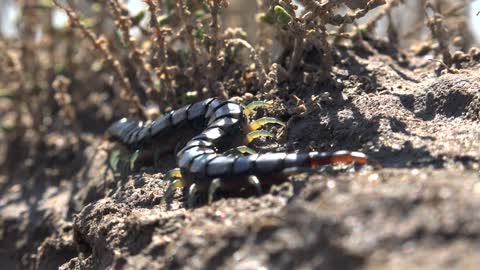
[92,3,102,13]
[80,18,96,28]
[182,91,199,104]
[202,36,212,50]
[202,3,209,13]
[130,150,141,171]
[157,15,170,26]
[109,150,121,171]
[0,124,15,133]
[32,0,53,10]
[165,0,174,13]
[0,91,15,100]
[132,10,146,26]
[274,5,292,26]
[194,9,207,19]
[195,28,205,40]
[256,12,275,25]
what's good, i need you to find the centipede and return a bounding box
[108,97,375,207]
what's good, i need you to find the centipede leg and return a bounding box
[224,146,257,156]
[161,168,183,206]
[248,117,285,131]
[208,178,222,204]
[248,175,262,196]
[243,101,272,116]
[153,148,162,167]
[164,168,182,181]
[246,130,274,143]
[161,179,184,207]
[187,183,199,208]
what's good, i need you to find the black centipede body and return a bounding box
[108,98,371,194]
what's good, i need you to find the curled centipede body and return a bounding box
[108,98,374,206]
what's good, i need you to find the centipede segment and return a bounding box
[108,98,375,206]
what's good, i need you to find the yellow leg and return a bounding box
[249,117,285,131]
[246,130,274,143]
[187,184,199,208]
[243,101,272,116]
[225,146,258,156]
[208,178,222,204]
[248,175,263,195]
[164,168,182,181]
[129,149,141,171]
[161,168,184,205]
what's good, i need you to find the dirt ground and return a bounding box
[3,42,480,269]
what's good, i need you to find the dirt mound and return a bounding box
[412,73,480,120]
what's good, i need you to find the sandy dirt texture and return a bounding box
[3,44,480,270]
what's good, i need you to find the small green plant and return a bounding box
[108,148,141,178]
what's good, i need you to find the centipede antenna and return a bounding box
[161,178,184,206]
[243,101,272,116]
[187,183,199,208]
[208,178,222,204]
[246,130,274,143]
[249,117,285,131]
[224,146,258,156]
[248,175,262,196]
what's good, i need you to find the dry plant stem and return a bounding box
[209,1,222,64]
[296,0,385,74]
[207,0,228,91]
[333,22,349,45]
[109,0,156,100]
[0,44,32,135]
[279,1,305,74]
[425,3,452,66]
[364,0,403,33]
[386,11,399,45]
[19,2,43,135]
[52,75,81,134]
[318,23,333,71]
[52,0,146,118]
[144,0,172,107]
[340,0,387,24]
[178,2,198,62]
[225,38,267,86]
[300,0,385,23]
[289,33,304,74]
[45,7,56,89]
[0,45,29,172]
[403,2,465,40]
[144,0,168,66]
[175,0,199,69]
[263,63,289,91]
